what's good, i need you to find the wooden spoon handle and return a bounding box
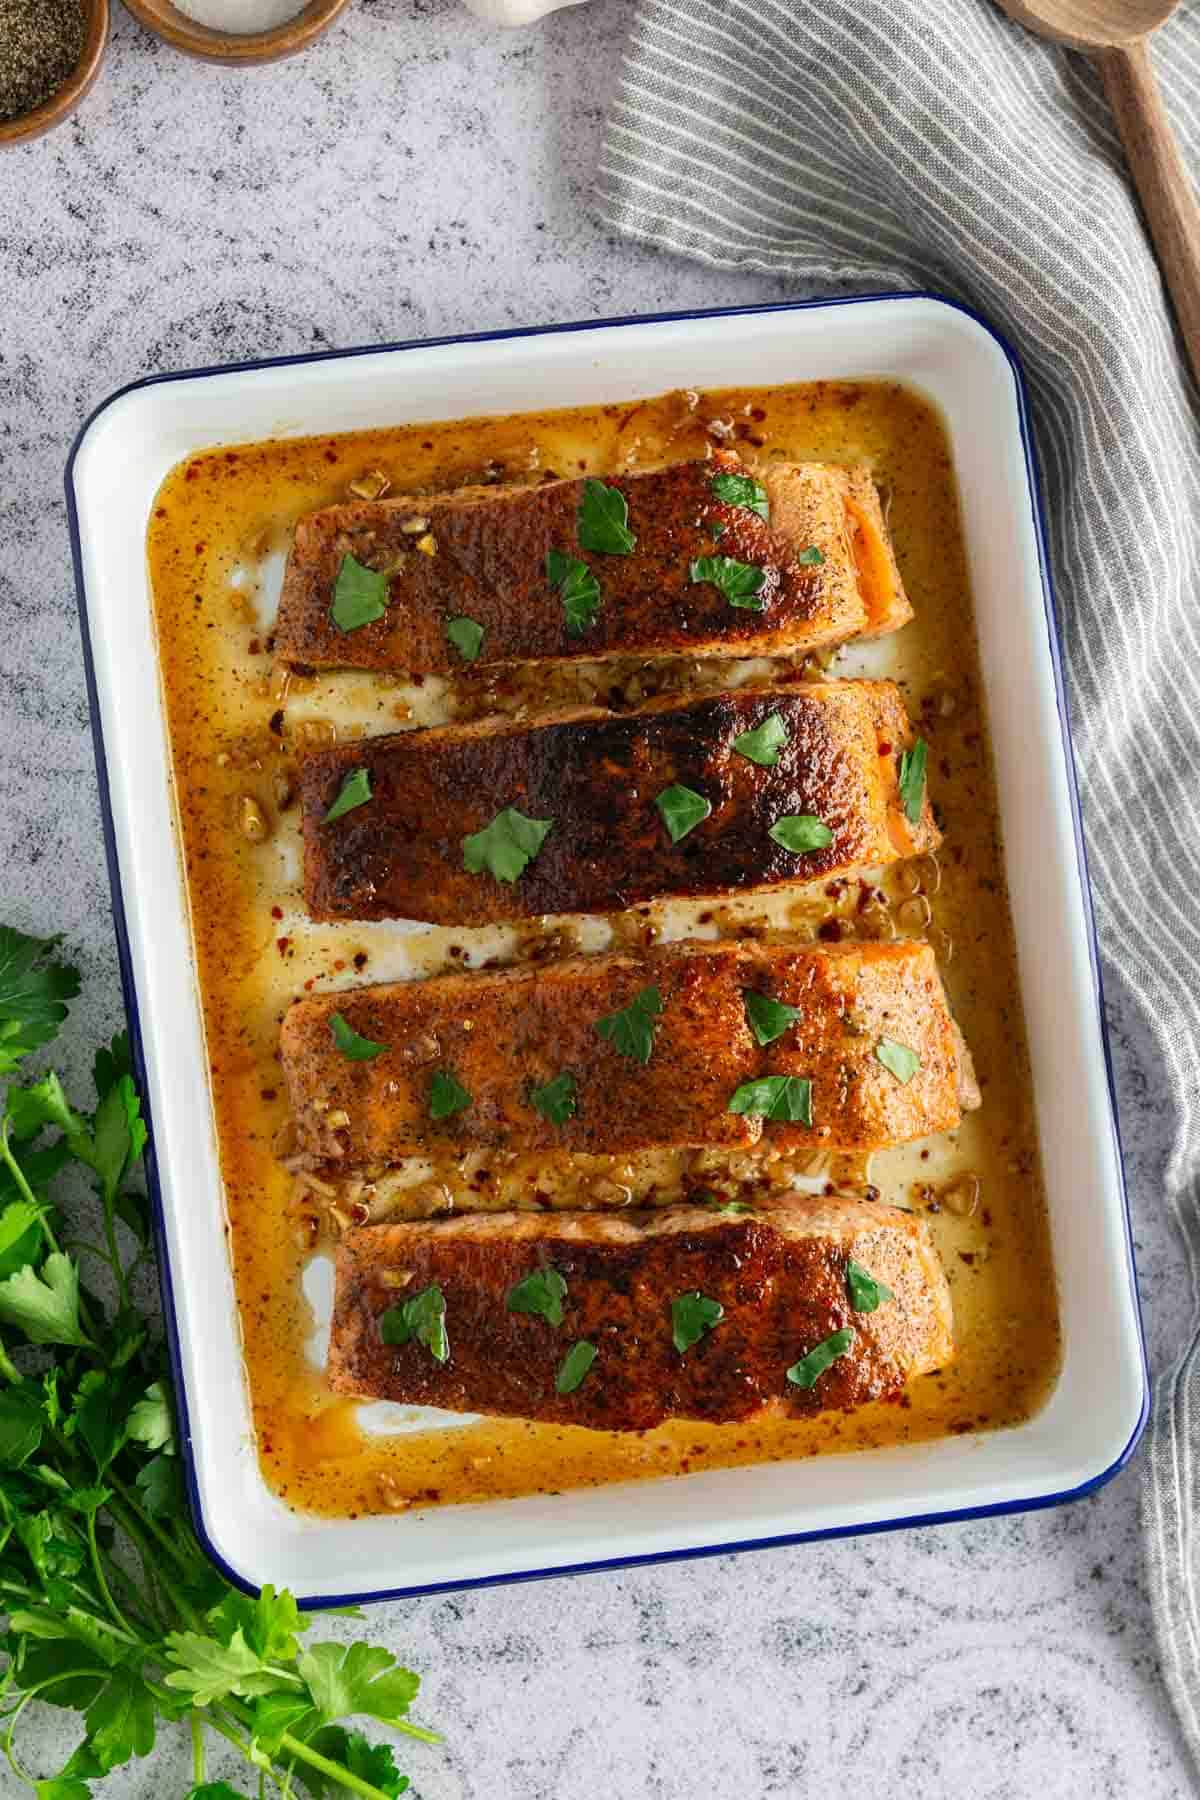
[1099,41,1200,386]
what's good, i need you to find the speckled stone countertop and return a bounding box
[0,2,1195,1794]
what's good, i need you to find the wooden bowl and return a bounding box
[121,0,352,64]
[0,0,109,147]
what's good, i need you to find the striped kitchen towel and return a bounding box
[597,0,1200,1769]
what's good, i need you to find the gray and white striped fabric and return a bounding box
[597,0,1200,1767]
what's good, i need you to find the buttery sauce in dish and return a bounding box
[147,380,1061,1518]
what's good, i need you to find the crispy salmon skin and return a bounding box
[274,450,910,675]
[280,939,975,1165]
[300,680,937,925]
[325,1199,954,1430]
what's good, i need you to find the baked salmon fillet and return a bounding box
[299,680,937,926]
[280,939,977,1165]
[273,450,910,675]
[325,1199,954,1429]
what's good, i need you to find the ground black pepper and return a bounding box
[0,0,85,124]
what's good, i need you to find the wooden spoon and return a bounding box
[997,0,1200,381]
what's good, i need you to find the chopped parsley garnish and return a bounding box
[429,1069,472,1120]
[329,1011,387,1061]
[462,806,554,883]
[703,1197,755,1214]
[898,738,928,824]
[595,985,662,1065]
[445,615,485,662]
[787,1327,854,1389]
[331,553,389,632]
[846,1258,894,1313]
[555,1340,597,1394]
[708,519,727,541]
[728,1074,813,1124]
[671,1291,724,1353]
[577,479,636,555]
[379,1283,449,1363]
[709,472,769,522]
[733,711,789,766]
[742,990,801,1046]
[688,555,767,610]
[795,546,825,566]
[323,767,372,823]
[768,814,833,854]
[546,549,603,635]
[875,1038,921,1084]
[529,1071,577,1125]
[507,1266,568,1328]
[655,783,711,844]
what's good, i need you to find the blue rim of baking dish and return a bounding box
[65,293,1150,1606]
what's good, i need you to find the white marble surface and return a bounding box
[0,1,1196,1793]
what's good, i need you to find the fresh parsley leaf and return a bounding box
[445,616,485,663]
[428,1070,471,1121]
[654,783,711,844]
[742,991,801,1046]
[732,711,789,767]
[37,1779,97,1800]
[688,555,767,610]
[85,1665,157,1771]
[329,1012,387,1062]
[846,1259,894,1313]
[708,520,726,541]
[163,1629,282,1707]
[786,1327,855,1389]
[506,1266,568,1328]
[0,1386,45,1468]
[297,1639,421,1727]
[0,1253,91,1348]
[727,1075,813,1125]
[898,738,929,824]
[209,1584,304,1665]
[0,1198,44,1280]
[379,1285,449,1363]
[529,1072,577,1126]
[186,1784,252,1800]
[462,807,553,884]
[577,479,636,555]
[6,1070,87,1143]
[709,472,769,521]
[297,1728,410,1799]
[546,550,602,635]
[331,555,389,633]
[595,985,662,1066]
[92,1031,133,1101]
[126,1382,174,1455]
[875,1038,921,1084]
[0,928,80,1074]
[795,546,825,566]
[555,1341,597,1394]
[768,814,834,854]
[322,768,372,825]
[135,1451,181,1520]
[671,1291,724,1353]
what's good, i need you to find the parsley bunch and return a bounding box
[0,925,436,1798]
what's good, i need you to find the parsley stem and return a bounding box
[105,1469,201,1587]
[0,1340,20,1384]
[86,1506,131,1634]
[191,1709,207,1784]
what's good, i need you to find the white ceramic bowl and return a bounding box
[65,297,1147,1603]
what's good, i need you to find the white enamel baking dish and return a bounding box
[66,297,1148,1603]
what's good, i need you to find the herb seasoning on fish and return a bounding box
[0,0,85,123]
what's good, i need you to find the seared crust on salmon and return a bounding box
[280,939,974,1165]
[299,681,937,925]
[274,451,910,675]
[325,1199,954,1429]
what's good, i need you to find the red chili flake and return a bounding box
[817,918,844,942]
[353,952,368,970]
[333,959,345,972]
[249,638,261,656]
[270,905,283,920]
[268,709,284,736]
[877,740,892,755]
[184,465,198,482]
[958,1251,976,1266]
[324,448,338,464]
[260,1088,277,1101]
[155,506,167,519]
[276,936,290,955]
[195,543,205,556]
